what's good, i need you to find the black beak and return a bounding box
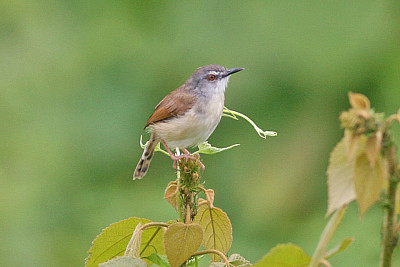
[222,67,244,78]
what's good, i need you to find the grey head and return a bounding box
[185,64,244,95]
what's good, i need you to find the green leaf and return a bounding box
[163,222,203,267]
[253,243,311,267]
[99,256,147,267]
[326,137,357,216]
[144,253,170,267]
[353,153,387,216]
[223,106,277,138]
[194,141,240,155]
[193,205,233,262]
[324,237,354,259]
[86,217,165,267]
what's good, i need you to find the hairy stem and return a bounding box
[380,145,399,267]
[192,249,230,266]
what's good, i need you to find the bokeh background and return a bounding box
[1,1,400,266]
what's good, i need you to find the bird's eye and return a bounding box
[207,74,216,81]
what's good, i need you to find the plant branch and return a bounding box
[223,106,277,138]
[139,222,169,232]
[192,249,230,266]
[379,144,399,267]
[309,206,347,267]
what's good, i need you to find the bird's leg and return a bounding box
[161,140,204,170]
[182,148,191,155]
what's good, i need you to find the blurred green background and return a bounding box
[1,1,400,266]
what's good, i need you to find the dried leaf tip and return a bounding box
[348,92,370,110]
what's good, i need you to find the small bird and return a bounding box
[133,64,244,179]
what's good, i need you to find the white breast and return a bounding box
[151,91,225,149]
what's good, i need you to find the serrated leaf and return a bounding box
[209,263,227,267]
[354,153,387,216]
[193,205,232,261]
[326,138,357,216]
[163,222,203,267]
[253,243,311,267]
[208,253,252,267]
[324,237,354,259]
[228,253,252,266]
[144,253,170,267]
[86,217,165,267]
[195,141,240,155]
[99,256,148,267]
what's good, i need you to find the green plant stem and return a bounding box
[380,145,399,267]
[309,206,347,267]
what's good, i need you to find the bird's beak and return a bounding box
[222,67,244,78]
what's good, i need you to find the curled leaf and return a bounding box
[164,181,178,211]
[205,189,215,208]
[125,223,143,257]
[348,92,370,110]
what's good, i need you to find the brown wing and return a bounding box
[145,85,196,128]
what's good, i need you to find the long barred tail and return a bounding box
[133,133,158,180]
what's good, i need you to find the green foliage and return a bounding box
[144,254,170,267]
[87,93,400,267]
[194,141,240,155]
[209,254,251,267]
[163,222,203,267]
[353,153,387,216]
[86,217,164,267]
[3,2,400,266]
[193,205,233,262]
[324,238,354,260]
[326,138,357,216]
[253,244,311,267]
[99,256,147,267]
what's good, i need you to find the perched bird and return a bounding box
[133,64,243,179]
